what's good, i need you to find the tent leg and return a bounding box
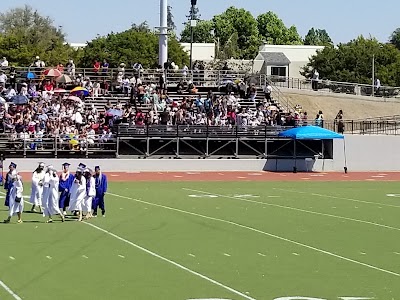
[293,140,297,173]
[322,140,325,172]
[343,138,348,173]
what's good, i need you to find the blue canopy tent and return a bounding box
[278,126,347,173]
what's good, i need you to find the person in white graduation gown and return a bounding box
[4,174,24,224]
[30,162,45,213]
[68,167,86,221]
[42,167,64,223]
[83,168,95,219]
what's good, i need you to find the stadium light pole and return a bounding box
[159,0,168,68]
[189,0,197,70]
[372,54,375,97]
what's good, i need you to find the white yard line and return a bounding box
[83,221,256,300]
[182,188,400,232]
[273,188,400,209]
[107,192,400,278]
[0,280,22,300]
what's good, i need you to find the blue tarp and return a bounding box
[278,126,344,140]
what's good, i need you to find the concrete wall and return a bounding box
[180,43,215,62]
[259,45,324,79]
[259,45,324,63]
[6,135,400,172]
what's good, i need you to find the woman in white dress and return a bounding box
[68,167,86,221]
[43,167,64,223]
[4,174,24,224]
[41,166,52,214]
[30,162,45,213]
[83,169,96,219]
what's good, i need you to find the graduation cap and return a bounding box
[62,162,71,167]
[9,162,17,168]
[39,162,45,168]
[78,163,87,169]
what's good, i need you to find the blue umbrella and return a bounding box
[12,95,28,105]
[26,72,36,79]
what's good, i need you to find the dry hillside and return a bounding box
[283,92,400,120]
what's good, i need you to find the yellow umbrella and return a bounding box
[70,86,89,96]
[71,86,87,93]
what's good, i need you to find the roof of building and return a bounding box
[258,52,291,66]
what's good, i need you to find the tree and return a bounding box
[186,5,201,21]
[213,7,260,59]
[167,5,176,32]
[81,24,189,69]
[257,12,303,45]
[390,28,400,50]
[0,5,75,66]
[301,36,400,86]
[180,20,214,43]
[304,28,333,46]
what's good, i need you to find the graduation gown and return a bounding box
[68,176,86,212]
[4,170,16,206]
[93,173,108,209]
[8,177,24,217]
[30,171,45,206]
[43,173,62,217]
[59,172,74,209]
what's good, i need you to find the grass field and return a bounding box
[1,181,400,300]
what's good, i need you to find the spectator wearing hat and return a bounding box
[30,162,46,213]
[59,163,74,215]
[4,162,17,207]
[68,167,86,221]
[93,166,108,217]
[3,173,24,224]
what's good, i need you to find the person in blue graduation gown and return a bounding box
[58,163,74,215]
[92,166,108,217]
[4,162,17,207]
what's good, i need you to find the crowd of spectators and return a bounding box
[0,56,334,151]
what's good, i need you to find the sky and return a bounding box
[3,0,400,44]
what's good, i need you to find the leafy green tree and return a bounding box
[257,12,303,45]
[167,5,176,32]
[186,5,201,21]
[0,5,75,66]
[213,7,260,59]
[81,24,189,69]
[304,28,333,46]
[390,28,400,50]
[301,36,400,86]
[180,20,214,43]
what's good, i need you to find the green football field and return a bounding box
[1,181,400,300]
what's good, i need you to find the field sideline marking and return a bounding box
[83,221,256,300]
[273,188,400,209]
[182,188,400,232]
[107,192,400,278]
[0,280,22,300]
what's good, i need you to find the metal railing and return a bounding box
[323,120,400,135]
[6,66,400,99]
[268,76,400,99]
[0,134,117,158]
[115,124,289,138]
